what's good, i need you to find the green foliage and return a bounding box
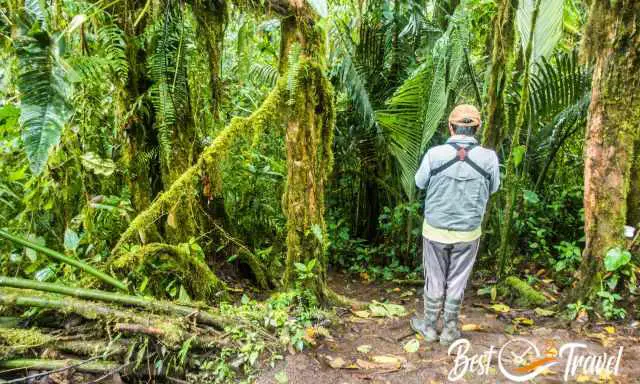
[376,6,470,197]
[146,8,191,163]
[16,29,70,174]
[604,247,632,272]
[294,259,317,283]
[516,0,563,64]
[505,185,584,281]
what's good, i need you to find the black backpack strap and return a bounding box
[430,143,468,176]
[464,156,491,180]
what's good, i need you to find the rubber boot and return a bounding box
[410,296,442,342]
[439,298,462,346]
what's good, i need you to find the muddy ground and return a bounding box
[256,273,640,384]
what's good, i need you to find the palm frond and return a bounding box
[376,59,433,197]
[376,8,470,197]
[525,50,591,184]
[332,26,377,129]
[517,0,563,64]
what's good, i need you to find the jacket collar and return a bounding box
[446,135,478,145]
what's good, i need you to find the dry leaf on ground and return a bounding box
[403,339,420,353]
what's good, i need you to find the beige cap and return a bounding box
[448,104,482,127]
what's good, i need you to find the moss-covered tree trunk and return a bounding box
[118,6,162,243]
[161,4,228,244]
[282,63,335,295]
[572,0,640,300]
[628,139,640,228]
[193,2,227,119]
[481,0,518,149]
[279,14,336,301]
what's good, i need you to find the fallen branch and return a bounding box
[0,230,127,292]
[0,276,229,328]
[0,358,120,375]
[0,288,186,344]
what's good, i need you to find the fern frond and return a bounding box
[97,24,128,81]
[249,63,278,87]
[146,8,190,162]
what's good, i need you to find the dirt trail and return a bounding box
[256,273,640,383]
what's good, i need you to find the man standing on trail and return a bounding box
[411,104,500,345]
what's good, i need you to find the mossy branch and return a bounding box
[0,288,188,345]
[503,276,546,307]
[112,81,285,254]
[0,358,121,374]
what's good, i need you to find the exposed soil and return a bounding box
[256,273,640,384]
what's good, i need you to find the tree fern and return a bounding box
[16,29,70,174]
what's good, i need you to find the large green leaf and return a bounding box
[516,0,563,64]
[604,248,631,272]
[81,152,117,176]
[16,30,70,174]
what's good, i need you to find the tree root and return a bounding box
[211,222,270,289]
[503,276,547,307]
[322,286,367,310]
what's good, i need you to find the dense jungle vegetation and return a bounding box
[0,0,638,381]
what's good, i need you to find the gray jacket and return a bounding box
[415,135,500,231]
